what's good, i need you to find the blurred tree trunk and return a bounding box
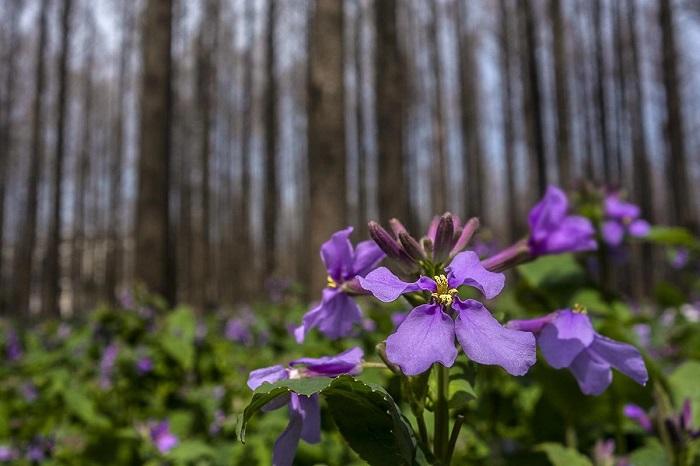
[659,0,695,228]
[375,0,407,223]
[499,0,519,239]
[549,0,571,188]
[354,1,367,233]
[593,0,612,184]
[264,0,278,276]
[44,0,73,316]
[428,1,447,214]
[519,0,547,197]
[135,0,174,303]
[105,0,134,304]
[456,0,483,217]
[12,0,49,316]
[0,0,21,313]
[307,0,346,296]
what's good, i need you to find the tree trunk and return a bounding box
[659,0,694,228]
[593,0,612,184]
[549,0,571,188]
[135,0,174,303]
[264,0,278,276]
[375,0,407,222]
[428,1,447,214]
[307,0,346,296]
[12,0,49,316]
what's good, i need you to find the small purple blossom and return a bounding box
[602,192,650,247]
[247,347,364,466]
[99,342,119,389]
[624,404,653,432]
[150,420,178,454]
[670,247,690,269]
[20,382,38,402]
[592,439,616,466]
[391,312,407,329]
[359,251,536,376]
[136,356,153,375]
[0,446,17,462]
[225,314,254,345]
[527,186,597,256]
[508,309,648,395]
[295,228,385,343]
[5,329,23,362]
[625,400,700,442]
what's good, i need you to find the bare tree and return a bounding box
[264,0,278,276]
[549,0,571,188]
[593,0,613,184]
[135,0,174,303]
[428,1,447,214]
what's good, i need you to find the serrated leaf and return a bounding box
[536,443,593,466]
[669,361,700,426]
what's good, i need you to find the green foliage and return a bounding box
[535,443,593,466]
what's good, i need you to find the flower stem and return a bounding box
[434,364,450,463]
[445,414,465,464]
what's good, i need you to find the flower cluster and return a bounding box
[601,192,650,247]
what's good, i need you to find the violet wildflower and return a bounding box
[602,192,650,247]
[507,308,648,395]
[625,400,700,443]
[225,317,253,346]
[99,342,119,389]
[20,382,38,402]
[150,420,178,453]
[669,247,690,269]
[0,446,17,462]
[5,329,23,362]
[592,439,616,466]
[295,228,385,342]
[623,404,653,432]
[136,356,153,375]
[359,251,536,376]
[247,347,364,466]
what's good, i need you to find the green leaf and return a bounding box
[669,361,700,426]
[168,440,216,462]
[518,254,584,287]
[645,226,700,250]
[627,440,670,466]
[536,443,593,466]
[160,307,196,370]
[64,388,110,429]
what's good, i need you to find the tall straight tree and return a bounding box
[519,0,547,197]
[44,0,73,316]
[12,0,49,315]
[135,0,174,303]
[264,0,278,276]
[307,0,346,295]
[593,0,612,184]
[549,0,571,188]
[428,1,447,214]
[455,0,484,216]
[0,0,22,312]
[659,0,695,228]
[375,0,407,223]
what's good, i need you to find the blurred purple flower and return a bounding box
[247,347,364,466]
[295,227,385,343]
[265,277,291,304]
[670,248,690,269]
[118,290,136,309]
[5,329,23,362]
[602,192,650,247]
[391,312,407,329]
[359,252,535,376]
[225,318,253,346]
[623,404,653,432]
[57,323,72,340]
[632,324,651,349]
[0,446,17,462]
[508,309,648,395]
[150,420,178,454]
[136,356,153,375]
[99,343,119,389]
[209,410,226,435]
[592,439,616,466]
[20,383,38,402]
[25,437,52,462]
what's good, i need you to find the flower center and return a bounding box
[573,303,587,314]
[327,276,338,288]
[431,274,458,307]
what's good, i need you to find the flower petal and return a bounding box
[298,394,321,444]
[628,219,650,238]
[605,194,640,220]
[538,310,594,369]
[290,347,364,377]
[247,365,289,390]
[528,186,569,243]
[569,350,612,395]
[602,220,625,247]
[352,240,386,277]
[453,299,536,376]
[624,404,653,432]
[385,304,457,375]
[541,215,597,254]
[358,267,429,302]
[296,289,362,342]
[588,334,648,386]
[273,397,304,466]
[506,313,556,333]
[321,227,355,282]
[447,251,505,299]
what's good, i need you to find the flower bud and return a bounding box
[398,232,425,262]
[433,213,455,263]
[450,217,479,257]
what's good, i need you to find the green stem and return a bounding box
[417,411,430,451]
[445,414,465,465]
[434,364,450,463]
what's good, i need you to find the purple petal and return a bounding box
[506,313,556,333]
[358,267,431,302]
[298,394,321,444]
[569,350,612,395]
[352,240,386,277]
[290,347,364,377]
[450,217,479,256]
[447,251,505,299]
[538,310,594,369]
[528,186,569,243]
[248,365,289,390]
[602,221,625,247]
[273,397,304,466]
[539,215,597,254]
[385,304,457,376]
[588,334,648,386]
[624,404,653,432]
[605,194,640,220]
[426,216,440,241]
[681,399,693,431]
[296,289,362,342]
[321,227,354,282]
[453,299,536,376]
[628,219,650,238]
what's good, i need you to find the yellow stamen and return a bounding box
[573,303,587,314]
[431,274,458,307]
[327,276,338,288]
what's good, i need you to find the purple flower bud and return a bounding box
[150,420,178,454]
[398,232,425,261]
[388,218,408,237]
[136,356,153,375]
[433,213,455,263]
[624,404,653,432]
[450,217,479,257]
[99,343,119,389]
[5,330,23,362]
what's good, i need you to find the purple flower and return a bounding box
[592,439,616,466]
[602,192,650,247]
[527,186,597,256]
[247,347,364,466]
[150,420,178,453]
[136,356,153,375]
[0,446,17,462]
[624,404,653,432]
[625,399,700,442]
[295,228,385,342]
[99,343,119,389]
[225,318,253,345]
[669,248,690,269]
[20,383,38,402]
[391,312,407,329]
[508,309,648,395]
[359,251,536,376]
[5,329,23,362]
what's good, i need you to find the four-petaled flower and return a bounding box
[358,251,536,376]
[295,228,384,343]
[602,192,650,247]
[528,186,597,256]
[150,420,178,454]
[247,347,364,466]
[507,308,648,395]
